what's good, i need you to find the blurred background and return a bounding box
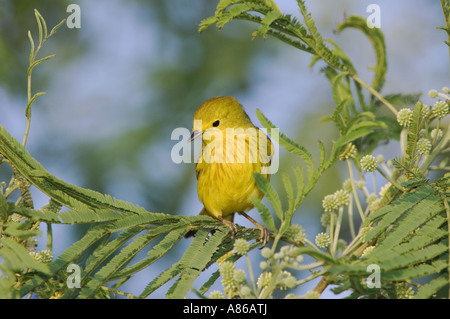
[0,0,447,298]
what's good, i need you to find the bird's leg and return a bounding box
[238,212,270,247]
[218,216,237,239]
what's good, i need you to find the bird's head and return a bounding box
[189,96,253,142]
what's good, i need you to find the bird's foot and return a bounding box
[238,212,270,247]
[218,217,237,240]
[258,225,270,248]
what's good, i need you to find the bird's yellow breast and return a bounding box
[196,127,272,220]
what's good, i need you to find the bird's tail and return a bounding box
[184,207,208,238]
[184,208,236,238]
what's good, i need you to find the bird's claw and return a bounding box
[259,226,269,248]
[219,217,237,240]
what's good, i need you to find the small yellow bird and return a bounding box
[188,96,273,246]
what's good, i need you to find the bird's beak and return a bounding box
[188,130,202,143]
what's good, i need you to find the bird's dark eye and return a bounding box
[212,120,220,127]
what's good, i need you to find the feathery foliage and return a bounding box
[1,2,449,299]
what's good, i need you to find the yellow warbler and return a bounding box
[188,96,273,246]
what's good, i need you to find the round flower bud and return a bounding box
[431,128,443,140]
[219,261,235,279]
[417,138,432,155]
[339,143,357,160]
[259,261,268,270]
[274,252,284,260]
[30,249,53,263]
[419,129,426,138]
[209,290,225,299]
[379,182,391,198]
[257,272,272,289]
[294,230,307,243]
[280,245,295,258]
[420,104,430,118]
[284,274,297,289]
[366,193,378,205]
[359,226,373,242]
[334,189,350,207]
[396,108,413,127]
[261,247,272,259]
[443,86,450,94]
[360,155,378,172]
[396,283,415,299]
[322,194,338,212]
[356,180,366,189]
[376,154,384,163]
[234,238,249,255]
[315,232,331,248]
[233,269,246,283]
[428,89,438,98]
[342,179,353,193]
[431,100,449,118]
[320,212,331,227]
[240,286,251,297]
[284,224,305,240]
[367,194,380,213]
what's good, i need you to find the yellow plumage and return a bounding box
[189,96,273,245]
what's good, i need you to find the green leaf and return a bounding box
[20,224,109,296]
[25,92,47,119]
[368,244,447,272]
[318,140,326,169]
[2,221,41,239]
[139,263,181,298]
[370,192,443,254]
[382,259,447,281]
[82,227,144,284]
[329,181,449,296]
[334,127,375,149]
[414,277,449,299]
[79,230,159,298]
[282,172,294,215]
[167,229,227,298]
[252,10,283,39]
[34,9,45,46]
[0,193,7,220]
[28,55,56,75]
[111,228,187,280]
[365,184,436,240]
[216,2,267,29]
[198,16,219,32]
[251,196,276,232]
[293,246,337,265]
[405,101,423,160]
[293,165,305,208]
[256,109,314,169]
[253,172,283,220]
[336,15,387,92]
[0,237,50,274]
